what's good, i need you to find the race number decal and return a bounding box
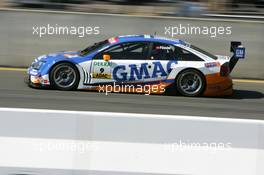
[92,61,112,79]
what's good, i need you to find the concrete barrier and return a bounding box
[0,107,263,175]
[0,9,263,79]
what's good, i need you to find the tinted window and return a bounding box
[149,43,176,60]
[174,46,204,61]
[122,42,149,60]
[105,44,124,59]
[80,40,109,56]
[95,42,149,60]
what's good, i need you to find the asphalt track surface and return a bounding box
[0,69,263,120]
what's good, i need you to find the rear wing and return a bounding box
[229,41,245,72]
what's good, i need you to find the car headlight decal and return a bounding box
[31,61,46,70]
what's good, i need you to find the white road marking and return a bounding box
[0,107,264,124]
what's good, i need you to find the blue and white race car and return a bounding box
[28,35,245,96]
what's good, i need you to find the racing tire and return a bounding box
[50,62,80,91]
[176,69,206,97]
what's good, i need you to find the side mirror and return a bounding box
[103,54,110,62]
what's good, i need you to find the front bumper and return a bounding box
[27,74,50,89]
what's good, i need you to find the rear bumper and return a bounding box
[203,73,233,97]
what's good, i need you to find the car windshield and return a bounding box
[79,40,109,56]
[190,45,218,60]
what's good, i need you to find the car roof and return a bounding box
[114,35,186,45]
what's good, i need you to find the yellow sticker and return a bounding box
[92,73,111,79]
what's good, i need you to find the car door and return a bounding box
[89,42,150,84]
[145,42,178,83]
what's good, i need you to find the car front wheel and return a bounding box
[50,62,79,90]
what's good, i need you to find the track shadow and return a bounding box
[231,89,264,100]
[163,87,264,100]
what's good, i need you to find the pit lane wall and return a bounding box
[0,108,264,175]
[0,9,263,79]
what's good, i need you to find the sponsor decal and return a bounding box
[92,61,112,79]
[205,62,220,68]
[235,47,245,59]
[92,73,111,79]
[108,37,119,44]
[93,61,112,67]
[155,46,173,50]
[113,61,177,82]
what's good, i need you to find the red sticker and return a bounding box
[108,37,119,44]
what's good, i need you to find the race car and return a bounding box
[27,35,245,96]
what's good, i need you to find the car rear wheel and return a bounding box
[176,69,205,97]
[50,62,79,90]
